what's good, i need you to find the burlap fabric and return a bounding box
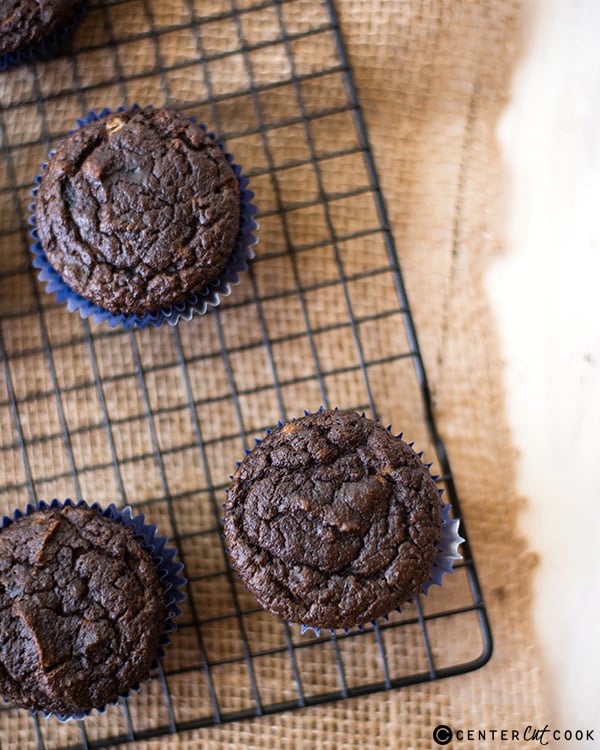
[0,0,545,747]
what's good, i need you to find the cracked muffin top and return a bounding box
[0,504,167,716]
[224,409,443,630]
[0,0,83,59]
[34,106,240,316]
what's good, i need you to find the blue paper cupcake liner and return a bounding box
[29,105,258,330]
[225,407,463,638]
[0,498,186,722]
[0,1,88,71]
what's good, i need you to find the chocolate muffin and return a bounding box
[0,0,84,62]
[34,106,241,317]
[0,504,168,716]
[224,409,445,631]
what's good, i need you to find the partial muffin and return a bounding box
[224,409,459,631]
[32,105,257,327]
[0,0,85,66]
[0,501,183,718]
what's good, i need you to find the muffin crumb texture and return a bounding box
[0,0,83,58]
[35,106,240,316]
[0,505,167,716]
[225,410,443,630]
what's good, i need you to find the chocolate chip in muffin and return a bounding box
[0,504,167,716]
[224,409,443,630]
[34,106,241,316]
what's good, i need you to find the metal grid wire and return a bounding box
[0,0,492,747]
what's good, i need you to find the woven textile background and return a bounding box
[0,0,545,747]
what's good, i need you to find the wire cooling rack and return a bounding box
[0,0,492,747]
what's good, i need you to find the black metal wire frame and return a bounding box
[0,0,492,747]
